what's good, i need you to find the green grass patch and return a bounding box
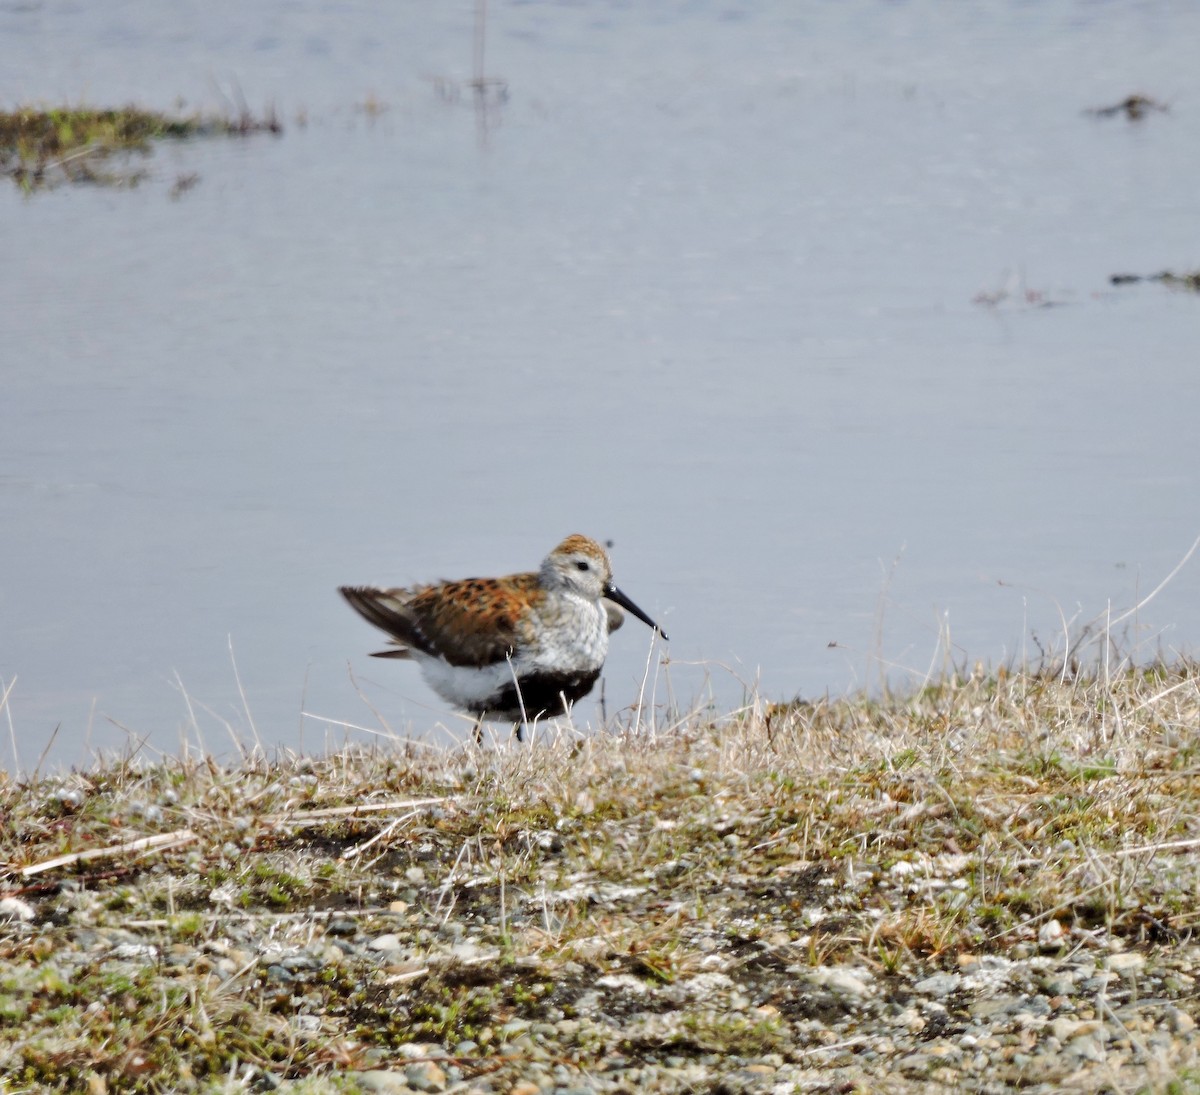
[0,102,281,191]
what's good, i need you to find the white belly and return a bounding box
[412,593,610,712]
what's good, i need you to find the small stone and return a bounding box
[369,933,404,953]
[1038,919,1064,950]
[803,965,874,998]
[1165,1008,1196,1035]
[396,1042,443,1059]
[405,1060,446,1091]
[896,1051,934,1074]
[1038,969,1077,996]
[449,941,500,964]
[1051,1018,1103,1042]
[596,973,650,994]
[1106,951,1145,974]
[292,1015,321,1035]
[1066,1035,1105,1063]
[1016,996,1051,1020]
[350,1071,417,1094]
[1079,972,1115,993]
[969,996,1023,1021]
[914,972,960,999]
[924,1040,962,1060]
[0,896,36,922]
[898,1007,926,1033]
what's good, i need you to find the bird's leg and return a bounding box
[473,716,484,746]
[514,720,524,743]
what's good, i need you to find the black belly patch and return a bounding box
[473,669,602,722]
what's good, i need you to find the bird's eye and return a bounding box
[575,560,590,571]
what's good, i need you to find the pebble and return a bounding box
[1038,969,1077,996]
[1106,951,1145,974]
[913,972,959,999]
[1050,1018,1103,1042]
[1038,918,1064,950]
[969,995,1026,1021]
[110,943,159,961]
[405,1061,447,1091]
[1165,1008,1196,1034]
[370,933,404,953]
[350,1071,419,1094]
[804,965,874,998]
[1066,1035,1106,1063]
[0,897,36,922]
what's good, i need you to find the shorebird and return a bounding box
[339,535,668,741]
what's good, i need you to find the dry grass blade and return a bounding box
[18,828,197,877]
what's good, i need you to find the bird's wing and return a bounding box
[340,573,538,668]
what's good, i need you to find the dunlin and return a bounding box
[339,535,667,739]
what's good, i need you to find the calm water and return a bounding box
[3,1,1200,768]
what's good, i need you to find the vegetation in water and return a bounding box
[0,103,281,192]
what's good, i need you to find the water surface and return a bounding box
[3,1,1200,766]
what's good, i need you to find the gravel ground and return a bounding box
[2,664,1199,1093]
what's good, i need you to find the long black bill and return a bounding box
[605,582,669,642]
